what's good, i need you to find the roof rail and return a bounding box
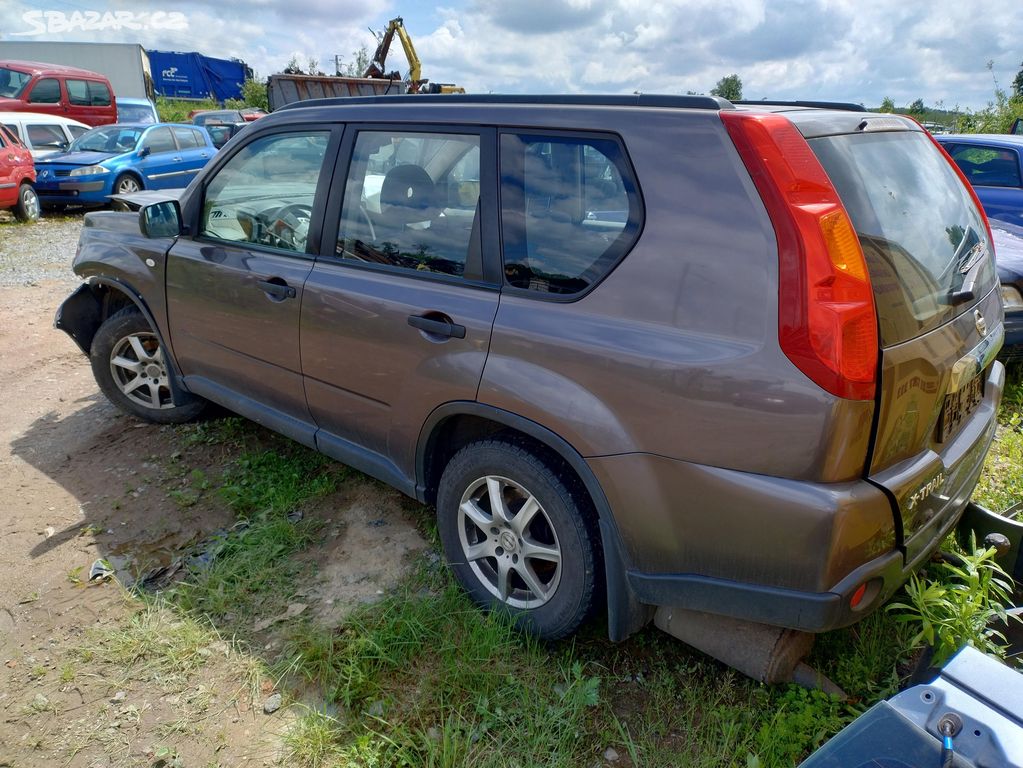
[275,93,733,112]
[732,100,867,112]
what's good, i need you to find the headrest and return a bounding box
[380,164,437,224]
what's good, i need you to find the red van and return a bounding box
[0,61,117,126]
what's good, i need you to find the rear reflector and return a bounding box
[721,112,878,400]
[850,582,868,609]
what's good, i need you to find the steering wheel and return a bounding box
[259,203,313,251]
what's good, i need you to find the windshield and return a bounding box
[0,66,32,98]
[117,104,156,124]
[71,126,144,153]
[811,130,997,346]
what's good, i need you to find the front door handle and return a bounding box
[257,278,297,300]
[407,314,466,339]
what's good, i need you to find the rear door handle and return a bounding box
[407,314,466,339]
[257,278,297,300]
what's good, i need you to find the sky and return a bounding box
[1,0,1021,110]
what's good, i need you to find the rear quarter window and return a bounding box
[499,132,642,296]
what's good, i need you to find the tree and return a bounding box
[337,46,372,77]
[710,74,742,101]
[908,98,925,115]
[1012,60,1023,100]
[879,96,895,113]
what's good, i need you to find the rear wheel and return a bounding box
[13,183,40,222]
[90,307,206,424]
[436,439,599,640]
[113,174,141,195]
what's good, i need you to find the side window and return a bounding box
[28,78,61,104]
[336,131,481,277]
[142,127,177,154]
[67,79,90,106]
[27,124,68,150]
[201,131,330,253]
[190,128,207,147]
[172,126,200,149]
[500,133,641,295]
[67,125,89,139]
[88,81,112,107]
[949,145,1023,188]
[2,124,19,142]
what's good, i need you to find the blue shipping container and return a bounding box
[148,50,248,102]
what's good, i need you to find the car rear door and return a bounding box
[810,125,1004,564]
[165,126,341,446]
[299,126,500,484]
[170,126,213,181]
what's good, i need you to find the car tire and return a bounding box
[13,183,40,222]
[90,307,206,424]
[113,174,142,195]
[436,438,599,640]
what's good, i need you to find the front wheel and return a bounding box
[436,439,599,640]
[13,183,40,222]
[113,174,141,195]
[89,307,206,424]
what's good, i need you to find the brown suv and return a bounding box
[55,95,1005,646]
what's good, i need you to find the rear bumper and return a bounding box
[589,364,1003,633]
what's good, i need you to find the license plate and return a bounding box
[939,374,984,442]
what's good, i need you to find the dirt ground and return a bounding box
[0,276,429,765]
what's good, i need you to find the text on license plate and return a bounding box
[939,374,984,442]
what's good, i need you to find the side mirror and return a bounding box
[138,145,151,158]
[139,200,183,239]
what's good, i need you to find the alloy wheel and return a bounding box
[108,331,174,410]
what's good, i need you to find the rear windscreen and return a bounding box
[810,131,996,346]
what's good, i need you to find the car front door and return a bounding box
[300,127,500,486]
[166,127,340,446]
[0,127,18,208]
[24,77,62,118]
[136,126,186,189]
[170,126,213,181]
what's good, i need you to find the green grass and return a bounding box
[974,363,1023,517]
[106,364,1022,766]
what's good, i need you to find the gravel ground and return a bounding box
[0,211,84,287]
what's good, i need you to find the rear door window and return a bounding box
[336,131,482,278]
[172,126,200,149]
[811,131,997,345]
[499,133,641,296]
[88,81,112,107]
[28,78,61,104]
[945,144,1021,188]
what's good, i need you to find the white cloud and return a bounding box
[1,0,1020,109]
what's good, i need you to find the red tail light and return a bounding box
[721,111,878,400]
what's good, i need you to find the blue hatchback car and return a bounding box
[34,123,215,207]
[936,134,1023,227]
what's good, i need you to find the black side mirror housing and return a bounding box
[138,145,151,158]
[139,200,183,239]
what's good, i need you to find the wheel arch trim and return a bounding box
[415,401,650,640]
[55,276,191,404]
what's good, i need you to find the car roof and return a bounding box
[116,97,156,106]
[935,134,1023,148]
[0,60,109,79]
[0,111,89,127]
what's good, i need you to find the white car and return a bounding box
[0,111,90,158]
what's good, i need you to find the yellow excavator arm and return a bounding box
[363,16,425,92]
